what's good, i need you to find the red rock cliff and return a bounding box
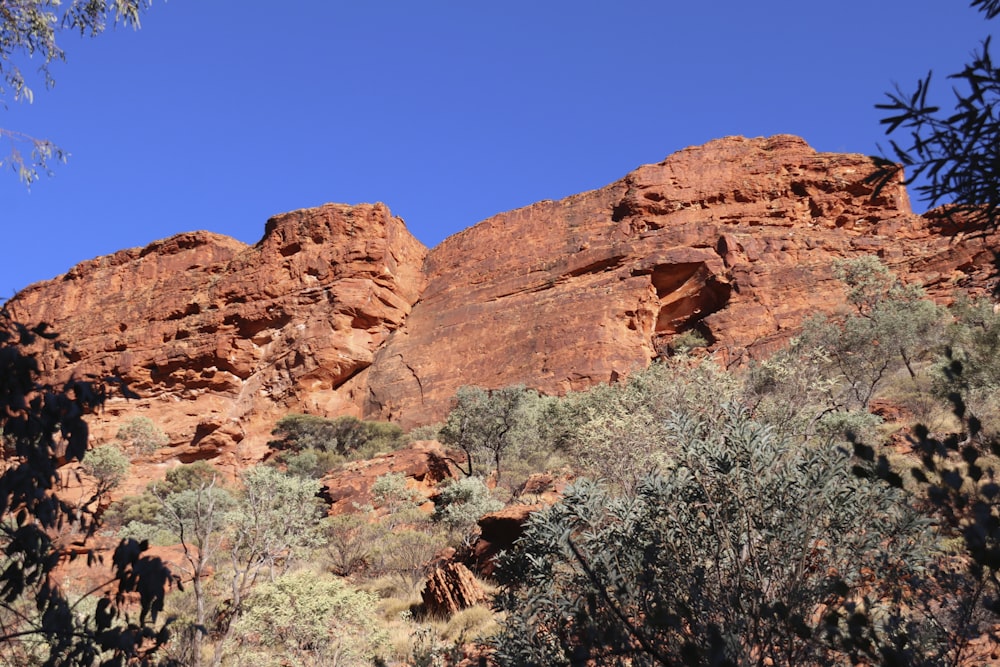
[7,202,427,466]
[7,135,998,452]
[362,135,998,426]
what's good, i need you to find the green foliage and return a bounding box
[853,379,1000,664]
[371,472,423,513]
[935,296,1000,429]
[432,477,502,546]
[494,405,936,666]
[797,257,944,410]
[268,414,409,464]
[115,415,169,456]
[103,490,161,530]
[80,443,130,492]
[438,385,542,481]
[0,313,175,664]
[225,569,388,666]
[157,460,217,495]
[0,0,152,184]
[665,329,708,355]
[567,358,740,489]
[155,483,234,544]
[226,466,323,586]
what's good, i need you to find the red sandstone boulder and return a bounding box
[421,560,488,616]
[318,441,459,515]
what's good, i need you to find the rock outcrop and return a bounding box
[7,203,426,467]
[421,560,488,616]
[318,441,459,515]
[363,135,999,427]
[7,135,1000,460]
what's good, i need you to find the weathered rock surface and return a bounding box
[7,203,427,469]
[471,504,543,577]
[7,135,1000,462]
[364,135,1000,427]
[421,560,488,616]
[318,441,459,515]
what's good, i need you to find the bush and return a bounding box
[432,477,502,546]
[269,413,408,458]
[80,443,130,493]
[224,568,388,666]
[493,405,938,666]
[371,472,423,513]
[115,415,169,456]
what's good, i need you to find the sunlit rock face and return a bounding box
[7,202,427,468]
[364,135,998,427]
[9,135,999,461]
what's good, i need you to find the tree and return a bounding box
[1,0,153,184]
[438,385,539,481]
[214,466,323,665]
[79,443,130,500]
[797,257,943,410]
[872,0,1000,229]
[153,475,234,667]
[0,311,175,665]
[494,405,938,667]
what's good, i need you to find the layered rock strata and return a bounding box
[7,203,426,466]
[8,135,999,455]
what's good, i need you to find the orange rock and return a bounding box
[421,560,488,616]
[364,135,1000,427]
[8,135,1000,472]
[7,203,427,485]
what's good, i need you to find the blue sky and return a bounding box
[0,1,992,299]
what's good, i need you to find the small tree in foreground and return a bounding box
[0,313,176,665]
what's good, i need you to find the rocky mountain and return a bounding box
[7,135,998,468]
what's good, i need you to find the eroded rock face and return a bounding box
[8,135,1000,460]
[363,135,1000,427]
[6,203,427,466]
[421,560,488,616]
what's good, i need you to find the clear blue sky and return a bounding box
[0,1,992,299]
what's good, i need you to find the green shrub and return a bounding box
[269,413,407,458]
[80,443,130,493]
[371,472,422,512]
[224,568,388,666]
[432,477,502,546]
[493,405,938,667]
[115,415,169,456]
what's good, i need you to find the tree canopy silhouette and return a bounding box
[872,0,1000,229]
[0,311,176,666]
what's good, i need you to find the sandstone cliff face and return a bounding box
[7,135,999,455]
[363,135,998,426]
[7,203,426,466]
